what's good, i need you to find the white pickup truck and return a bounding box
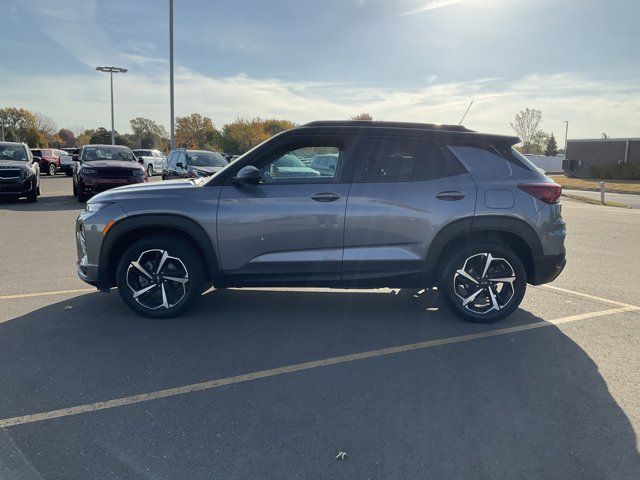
[132,149,166,176]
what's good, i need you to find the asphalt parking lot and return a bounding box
[1,176,639,479]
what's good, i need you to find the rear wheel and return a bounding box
[72,181,77,196]
[147,164,154,177]
[439,242,526,323]
[48,163,56,176]
[116,236,205,318]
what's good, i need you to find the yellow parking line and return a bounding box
[0,289,94,301]
[0,305,637,429]
[540,284,640,310]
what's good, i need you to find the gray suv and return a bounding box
[75,121,566,322]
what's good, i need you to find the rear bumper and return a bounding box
[530,250,566,285]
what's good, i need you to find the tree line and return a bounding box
[0,107,298,155]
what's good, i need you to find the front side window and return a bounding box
[355,137,464,183]
[0,145,28,161]
[82,147,135,162]
[260,146,341,183]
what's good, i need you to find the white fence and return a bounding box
[524,154,564,173]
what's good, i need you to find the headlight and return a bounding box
[82,167,97,175]
[85,202,111,213]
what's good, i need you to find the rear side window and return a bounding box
[355,137,466,183]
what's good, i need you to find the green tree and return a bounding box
[130,117,167,149]
[0,107,39,143]
[88,127,132,146]
[175,113,221,150]
[544,133,559,156]
[351,113,373,121]
[510,108,543,154]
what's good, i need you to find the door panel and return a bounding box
[217,183,350,279]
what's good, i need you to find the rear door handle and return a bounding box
[311,192,341,202]
[436,191,466,201]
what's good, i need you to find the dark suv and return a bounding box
[162,149,228,180]
[73,145,147,202]
[0,142,40,202]
[75,121,566,322]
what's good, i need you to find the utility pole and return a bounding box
[96,66,128,145]
[563,120,569,155]
[169,0,175,150]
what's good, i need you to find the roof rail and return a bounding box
[302,120,474,133]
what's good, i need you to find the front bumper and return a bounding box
[79,176,145,197]
[530,250,566,285]
[0,177,37,197]
[75,203,128,289]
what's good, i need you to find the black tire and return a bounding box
[48,163,56,176]
[72,181,77,197]
[438,241,527,323]
[26,188,38,202]
[116,235,205,318]
[147,164,154,177]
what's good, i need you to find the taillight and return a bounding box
[518,183,562,204]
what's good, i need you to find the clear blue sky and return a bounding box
[1,0,639,138]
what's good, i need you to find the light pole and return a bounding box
[96,66,128,145]
[169,0,175,150]
[563,120,569,155]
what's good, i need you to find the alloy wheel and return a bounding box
[48,163,56,175]
[453,252,516,315]
[126,249,189,310]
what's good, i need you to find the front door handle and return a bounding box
[311,192,341,202]
[436,191,466,201]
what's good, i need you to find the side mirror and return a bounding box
[329,164,336,170]
[233,165,261,185]
[176,162,184,169]
[32,156,41,164]
[138,158,144,165]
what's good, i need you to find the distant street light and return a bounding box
[96,66,128,145]
[169,0,175,150]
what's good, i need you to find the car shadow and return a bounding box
[0,289,638,478]
[0,194,82,212]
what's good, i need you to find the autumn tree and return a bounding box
[175,113,221,150]
[58,128,77,148]
[130,117,167,149]
[0,108,39,143]
[511,108,543,154]
[351,113,373,121]
[220,118,295,155]
[544,133,559,156]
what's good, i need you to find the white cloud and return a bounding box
[400,0,465,16]
[1,68,638,140]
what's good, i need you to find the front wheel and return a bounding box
[48,163,57,176]
[147,164,154,177]
[116,236,205,318]
[439,242,527,323]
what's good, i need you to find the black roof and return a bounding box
[297,120,520,145]
[303,120,472,133]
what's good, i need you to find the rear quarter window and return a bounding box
[448,145,514,179]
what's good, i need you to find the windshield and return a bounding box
[187,152,227,167]
[82,146,135,162]
[274,154,306,168]
[0,145,27,161]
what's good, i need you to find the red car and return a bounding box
[31,148,72,176]
[73,145,147,202]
